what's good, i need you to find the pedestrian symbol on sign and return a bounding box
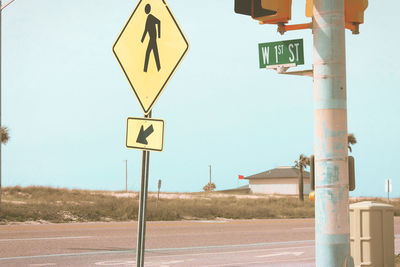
[113,0,189,114]
[141,4,161,72]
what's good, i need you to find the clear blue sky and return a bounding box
[3,0,399,197]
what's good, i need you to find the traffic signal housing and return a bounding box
[345,0,368,34]
[234,0,292,24]
[305,0,313,18]
[309,155,355,191]
[305,0,368,34]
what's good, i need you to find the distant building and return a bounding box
[244,166,311,195]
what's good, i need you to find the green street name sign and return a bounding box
[258,39,304,68]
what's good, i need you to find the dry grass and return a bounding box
[0,186,315,224]
[1,186,138,223]
[0,186,399,224]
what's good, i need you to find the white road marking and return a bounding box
[199,256,315,267]
[95,259,194,266]
[196,220,227,223]
[256,251,304,258]
[292,227,314,230]
[0,236,92,242]
[29,264,56,267]
[161,260,185,264]
[147,245,314,259]
[148,259,195,267]
[147,239,314,252]
[0,241,314,261]
[0,250,134,261]
[158,260,186,267]
[95,260,135,266]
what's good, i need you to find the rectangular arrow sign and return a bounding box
[126,117,164,152]
[258,39,304,68]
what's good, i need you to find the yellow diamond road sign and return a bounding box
[126,117,164,151]
[113,0,189,114]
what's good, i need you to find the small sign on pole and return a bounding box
[126,117,164,152]
[113,0,189,114]
[258,39,304,68]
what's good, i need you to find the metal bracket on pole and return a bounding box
[277,22,313,35]
[1,0,16,11]
[266,63,313,77]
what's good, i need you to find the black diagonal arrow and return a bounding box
[136,124,154,145]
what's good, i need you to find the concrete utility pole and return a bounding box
[313,0,352,266]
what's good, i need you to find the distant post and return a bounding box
[125,160,128,192]
[385,179,392,202]
[209,165,212,184]
[156,179,161,208]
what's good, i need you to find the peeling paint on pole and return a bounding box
[313,0,353,266]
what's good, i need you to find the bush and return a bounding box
[203,182,216,192]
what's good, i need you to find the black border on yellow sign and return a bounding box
[126,117,165,152]
[113,0,189,115]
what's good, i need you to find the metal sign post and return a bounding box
[136,112,151,267]
[113,0,189,266]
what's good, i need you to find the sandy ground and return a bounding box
[109,192,298,199]
[109,191,399,201]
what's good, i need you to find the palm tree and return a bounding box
[294,154,309,201]
[1,126,9,144]
[348,133,356,153]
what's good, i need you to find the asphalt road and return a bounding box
[0,218,399,266]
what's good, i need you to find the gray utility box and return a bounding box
[350,201,394,267]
